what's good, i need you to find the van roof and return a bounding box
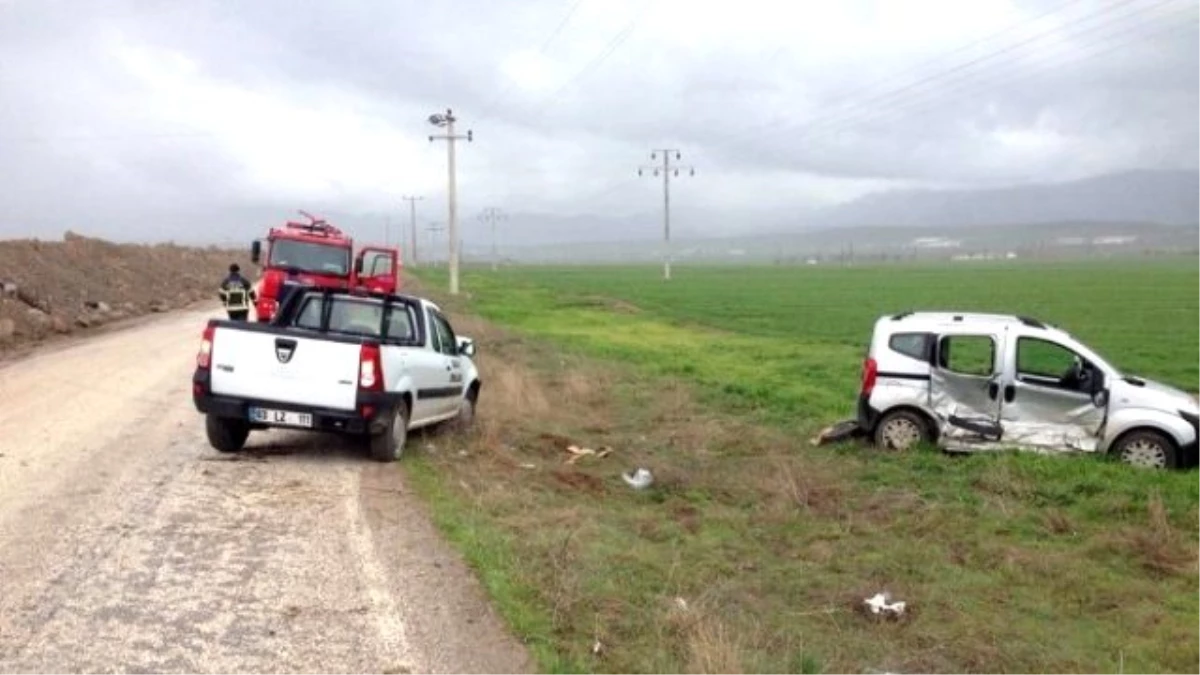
[881,311,1057,331]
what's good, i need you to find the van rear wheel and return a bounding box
[874,410,929,451]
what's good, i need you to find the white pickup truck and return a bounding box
[191,286,480,461]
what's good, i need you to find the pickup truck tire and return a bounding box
[369,402,409,462]
[451,393,477,431]
[206,414,250,453]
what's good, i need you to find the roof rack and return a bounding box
[1016,315,1046,329]
[890,311,914,320]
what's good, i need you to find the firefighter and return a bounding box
[219,263,256,321]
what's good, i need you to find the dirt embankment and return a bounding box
[0,232,250,351]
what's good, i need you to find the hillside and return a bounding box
[812,169,1200,230]
[0,233,249,351]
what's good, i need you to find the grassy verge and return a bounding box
[404,265,1199,673]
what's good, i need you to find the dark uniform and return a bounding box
[219,264,256,321]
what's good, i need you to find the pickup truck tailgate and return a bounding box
[209,327,361,411]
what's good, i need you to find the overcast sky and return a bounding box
[0,0,1196,244]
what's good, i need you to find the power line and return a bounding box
[478,207,508,270]
[769,1,1197,156]
[638,149,695,281]
[520,1,656,120]
[703,0,1156,155]
[401,195,424,266]
[475,0,587,122]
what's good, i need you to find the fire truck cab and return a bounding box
[248,212,401,323]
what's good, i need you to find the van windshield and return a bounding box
[269,239,350,276]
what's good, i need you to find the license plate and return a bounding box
[249,407,313,428]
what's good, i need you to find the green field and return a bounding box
[407,260,1199,673]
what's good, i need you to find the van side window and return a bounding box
[889,333,933,361]
[1016,337,1093,391]
[938,335,995,377]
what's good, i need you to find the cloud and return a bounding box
[0,0,1195,243]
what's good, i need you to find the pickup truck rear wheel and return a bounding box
[206,414,250,453]
[369,402,409,462]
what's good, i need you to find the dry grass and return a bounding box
[1118,493,1197,577]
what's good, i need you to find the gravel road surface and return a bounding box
[0,308,531,673]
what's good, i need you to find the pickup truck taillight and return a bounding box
[861,357,878,396]
[197,324,216,369]
[359,343,383,391]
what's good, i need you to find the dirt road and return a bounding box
[0,308,531,673]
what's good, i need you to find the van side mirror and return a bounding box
[1090,370,1108,407]
[250,240,261,264]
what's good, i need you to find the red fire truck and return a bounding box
[249,211,402,323]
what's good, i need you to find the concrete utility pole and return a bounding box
[401,195,423,266]
[426,222,445,267]
[638,149,694,280]
[427,109,473,294]
[478,207,507,271]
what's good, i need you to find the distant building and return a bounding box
[910,237,962,249]
[1093,235,1137,246]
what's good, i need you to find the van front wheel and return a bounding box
[1112,430,1176,469]
[874,410,930,451]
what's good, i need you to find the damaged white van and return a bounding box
[854,312,1199,469]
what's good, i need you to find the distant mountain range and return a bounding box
[807,169,1199,230]
[460,168,1199,262]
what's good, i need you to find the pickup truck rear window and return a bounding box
[290,294,416,341]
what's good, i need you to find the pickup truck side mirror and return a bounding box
[250,240,261,264]
[354,257,364,276]
[456,336,476,357]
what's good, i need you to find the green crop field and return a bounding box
[407,260,1199,674]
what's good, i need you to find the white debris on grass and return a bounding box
[863,592,906,617]
[621,468,654,490]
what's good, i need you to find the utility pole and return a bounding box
[384,215,391,247]
[427,109,473,294]
[478,207,507,271]
[638,149,694,280]
[426,222,445,267]
[401,195,423,266]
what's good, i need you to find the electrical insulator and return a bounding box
[637,169,643,176]
[690,168,695,176]
[650,152,656,160]
[675,151,681,160]
[673,170,679,177]
[653,170,659,176]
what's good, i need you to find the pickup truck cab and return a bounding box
[857,311,1198,469]
[192,287,480,462]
